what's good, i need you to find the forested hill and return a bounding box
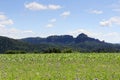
[0,33,120,53]
[21,33,120,52]
[0,36,57,53]
[0,36,27,53]
[21,33,101,44]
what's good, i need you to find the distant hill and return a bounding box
[0,36,28,53]
[21,35,74,44]
[21,33,120,53]
[0,36,58,53]
[0,33,120,53]
[75,33,101,43]
[21,33,101,44]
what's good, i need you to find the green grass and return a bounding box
[0,53,120,80]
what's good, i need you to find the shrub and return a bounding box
[5,50,26,54]
[63,48,72,53]
[43,48,61,53]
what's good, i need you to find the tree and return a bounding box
[63,48,72,53]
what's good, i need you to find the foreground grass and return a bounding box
[0,53,120,80]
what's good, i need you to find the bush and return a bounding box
[43,48,61,53]
[5,50,26,54]
[62,49,72,53]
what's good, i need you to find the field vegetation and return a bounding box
[0,53,120,80]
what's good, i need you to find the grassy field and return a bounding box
[0,53,120,80]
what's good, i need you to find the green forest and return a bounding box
[0,33,120,54]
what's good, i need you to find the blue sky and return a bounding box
[0,0,120,43]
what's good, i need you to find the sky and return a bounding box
[0,0,120,43]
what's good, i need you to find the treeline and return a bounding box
[5,50,26,54]
[4,46,120,54]
[4,48,73,54]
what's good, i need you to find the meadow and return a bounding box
[0,53,120,80]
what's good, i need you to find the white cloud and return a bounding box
[48,5,62,10]
[46,23,54,28]
[0,14,35,38]
[102,32,120,43]
[0,27,35,39]
[25,2,62,11]
[46,18,56,28]
[0,14,7,20]
[0,14,14,27]
[100,21,111,27]
[0,19,13,26]
[90,10,103,14]
[23,30,34,33]
[100,16,120,27]
[25,2,47,11]
[0,24,4,27]
[104,32,119,37]
[50,18,56,23]
[61,11,70,18]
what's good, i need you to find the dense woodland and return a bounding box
[0,33,120,54]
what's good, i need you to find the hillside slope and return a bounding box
[0,33,120,53]
[21,33,120,53]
